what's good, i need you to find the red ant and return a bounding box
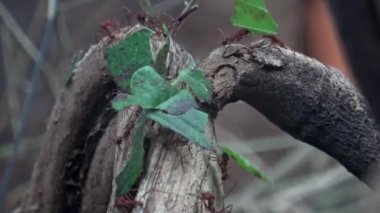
[98,20,121,40]
[123,6,158,27]
[200,191,232,213]
[263,35,286,47]
[115,107,143,147]
[115,194,143,210]
[221,29,286,47]
[221,29,250,45]
[218,153,230,181]
[123,5,198,35]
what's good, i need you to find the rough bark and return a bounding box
[105,26,224,213]
[20,25,224,213]
[202,42,380,187]
[20,35,116,213]
[19,25,380,213]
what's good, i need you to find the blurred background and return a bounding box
[0,0,377,212]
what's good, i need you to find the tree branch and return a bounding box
[19,25,380,213]
[202,41,380,188]
[19,32,116,213]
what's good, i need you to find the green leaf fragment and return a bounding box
[155,90,196,115]
[219,145,270,183]
[147,108,213,150]
[176,68,212,103]
[232,0,278,35]
[116,115,146,196]
[104,28,154,90]
[126,66,178,109]
[113,65,212,150]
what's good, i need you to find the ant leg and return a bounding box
[262,35,287,48]
[123,6,135,25]
[219,204,233,213]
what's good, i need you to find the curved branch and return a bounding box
[20,36,116,213]
[202,41,380,188]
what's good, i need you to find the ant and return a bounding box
[114,107,143,147]
[115,194,143,210]
[263,35,286,47]
[221,29,250,45]
[98,20,121,40]
[218,153,230,181]
[200,191,232,213]
[123,5,198,35]
[221,29,286,47]
[123,6,157,27]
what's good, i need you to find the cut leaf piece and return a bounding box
[104,28,154,90]
[116,115,146,196]
[127,66,179,109]
[177,68,212,103]
[146,108,213,150]
[219,145,270,183]
[232,0,278,35]
[155,89,196,115]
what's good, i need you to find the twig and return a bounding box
[0,1,60,96]
[176,4,198,23]
[61,0,95,11]
[0,25,21,134]
[180,0,197,17]
[0,0,59,211]
[170,3,198,35]
[0,2,40,62]
[139,0,154,17]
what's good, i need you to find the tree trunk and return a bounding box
[20,25,224,213]
[19,25,380,213]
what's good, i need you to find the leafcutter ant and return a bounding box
[263,35,286,47]
[98,20,121,40]
[221,28,286,47]
[115,107,143,147]
[123,4,198,35]
[221,29,250,45]
[115,194,143,210]
[200,191,233,213]
[218,153,230,181]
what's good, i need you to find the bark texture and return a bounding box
[20,36,116,213]
[19,25,380,213]
[202,42,380,187]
